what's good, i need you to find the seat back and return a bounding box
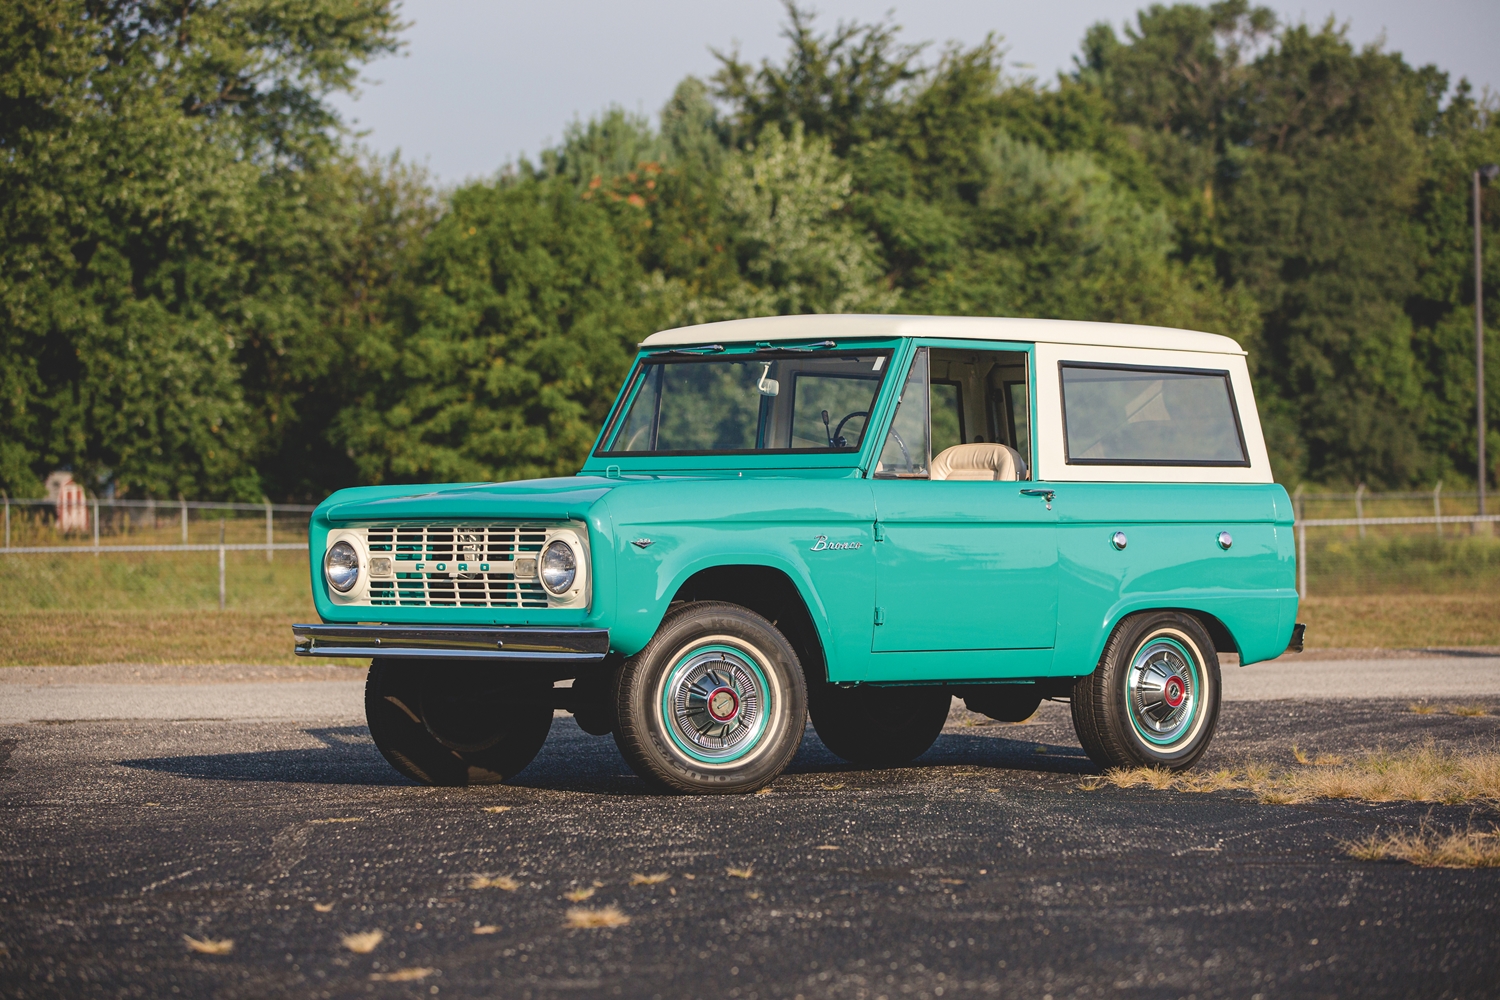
[929,442,1027,481]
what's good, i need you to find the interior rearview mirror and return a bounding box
[757,363,779,397]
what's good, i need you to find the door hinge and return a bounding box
[874,606,885,626]
[873,521,885,541]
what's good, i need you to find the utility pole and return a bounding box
[1477,164,1500,516]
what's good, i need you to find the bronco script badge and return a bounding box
[810,535,862,551]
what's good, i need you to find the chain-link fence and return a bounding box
[1295,487,1500,598]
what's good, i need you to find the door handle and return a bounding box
[1020,488,1055,510]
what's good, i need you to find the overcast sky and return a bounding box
[329,0,1499,185]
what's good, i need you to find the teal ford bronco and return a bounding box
[295,315,1303,793]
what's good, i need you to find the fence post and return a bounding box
[218,519,226,611]
[1297,521,1307,601]
[1355,483,1366,539]
[180,496,188,544]
[3,490,9,549]
[1434,482,1443,538]
[265,500,273,563]
[1293,482,1304,523]
[92,497,100,556]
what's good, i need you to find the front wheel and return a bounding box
[1071,612,1221,771]
[366,660,554,786]
[613,602,806,794]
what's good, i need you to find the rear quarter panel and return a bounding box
[1052,482,1298,670]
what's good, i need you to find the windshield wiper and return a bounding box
[753,340,838,354]
[651,344,725,356]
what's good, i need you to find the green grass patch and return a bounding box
[1305,532,1500,597]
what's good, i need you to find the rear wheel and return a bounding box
[613,602,806,794]
[809,684,951,768]
[1071,612,1221,771]
[365,660,553,786]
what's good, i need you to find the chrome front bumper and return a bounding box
[292,624,610,662]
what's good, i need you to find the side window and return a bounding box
[1059,363,1248,465]
[875,348,930,477]
[930,381,964,456]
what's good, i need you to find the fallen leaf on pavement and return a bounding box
[342,930,384,954]
[182,935,232,955]
[369,967,433,982]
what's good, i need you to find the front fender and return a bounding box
[600,479,876,669]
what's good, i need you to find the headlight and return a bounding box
[324,540,360,593]
[539,539,577,595]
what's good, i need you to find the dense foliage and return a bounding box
[1,1,1496,498]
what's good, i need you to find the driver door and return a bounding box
[869,346,1059,653]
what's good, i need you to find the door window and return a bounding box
[930,381,965,456]
[875,348,930,478]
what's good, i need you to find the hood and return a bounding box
[317,477,619,523]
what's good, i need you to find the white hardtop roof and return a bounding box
[641,314,1246,356]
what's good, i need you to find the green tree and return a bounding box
[0,0,401,499]
[335,177,654,484]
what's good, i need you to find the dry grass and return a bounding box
[564,905,629,929]
[341,930,384,954]
[182,935,233,955]
[1085,741,1500,805]
[312,902,335,913]
[725,866,754,878]
[468,875,520,891]
[1408,702,1439,715]
[628,873,669,886]
[563,887,595,902]
[369,967,434,982]
[309,817,361,825]
[0,610,313,666]
[1300,594,1500,648]
[1452,703,1490,717]
[472,924,499,935]
[481,806,512,814]
[1344,825,1500,868]
[0,547,316,665]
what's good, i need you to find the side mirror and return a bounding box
[757,363,780,397]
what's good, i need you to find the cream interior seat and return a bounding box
[930,442,1027,481]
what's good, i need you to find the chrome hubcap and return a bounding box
[1126,638,1198,745]
[665,648,766,762]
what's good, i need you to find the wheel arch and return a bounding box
[1090,603,1240,672]
[669,564,831,687]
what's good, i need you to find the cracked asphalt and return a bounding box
[1,686,1498,999]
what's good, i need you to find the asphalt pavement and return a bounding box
[1,658,1498,999]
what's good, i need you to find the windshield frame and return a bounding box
[590,343,900,463]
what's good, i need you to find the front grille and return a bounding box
[359,523,551,608]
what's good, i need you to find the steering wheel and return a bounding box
[831,410,869,448]
[889,427,913,470]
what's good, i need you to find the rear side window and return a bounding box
[1059,363,1248,466]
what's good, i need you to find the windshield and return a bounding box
[598,350,893,455]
